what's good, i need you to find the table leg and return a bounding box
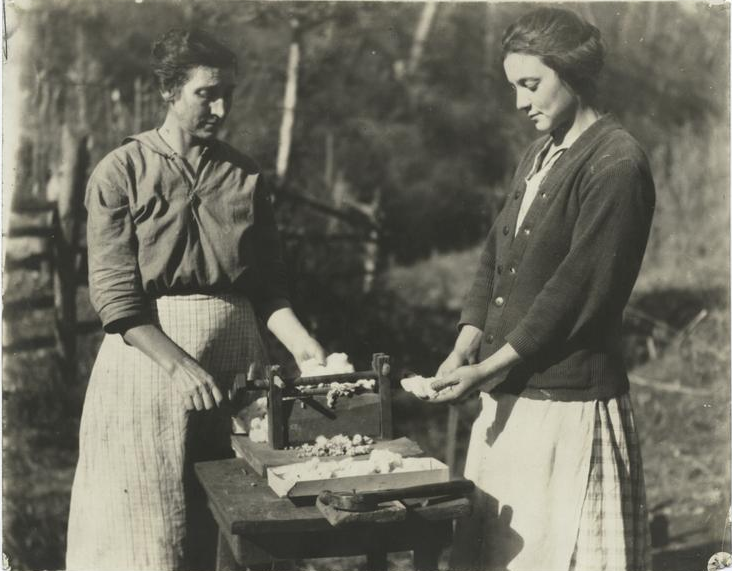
[216,530,243,571]
[413,543,441,571]
[413,521,452,571]
[366,548,388,571]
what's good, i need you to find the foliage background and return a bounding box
[2,2,730,570]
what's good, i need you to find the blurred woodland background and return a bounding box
[2,2,730,570]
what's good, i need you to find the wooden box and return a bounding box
[266,353,393,449]
[267,456,449,498]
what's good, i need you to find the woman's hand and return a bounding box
[436,325,483,377]
[121,323,225,411]
[266,307,326,367]
[288,334,327,368]
[436,350,468,378]
[427,364,490,404]
[170,355,225,411]
[429,343,522,404]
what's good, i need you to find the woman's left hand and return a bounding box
[289,334,326,367]
[266,307,326,367]
[426,364,489,404]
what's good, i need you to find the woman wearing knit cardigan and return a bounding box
[428,8,654,571]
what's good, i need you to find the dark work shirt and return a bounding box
[85,129,289,332]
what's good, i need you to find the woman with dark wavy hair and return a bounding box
[66,29,324,570]
[428,8,653,570]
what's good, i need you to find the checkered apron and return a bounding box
[450,391,649,571]
[66,294,268,571]
[569,395,650,571]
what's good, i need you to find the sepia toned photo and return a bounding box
[2,2,730,570]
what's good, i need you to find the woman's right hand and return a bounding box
[121,323,225,411]
[436,324,483,378]
[169,355,225,411]
[436,350,468,378]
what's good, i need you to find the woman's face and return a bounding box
[163,65,236,140]
[503,52,577,133]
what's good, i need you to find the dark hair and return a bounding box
[151,28,237,96]
[501,8,604,105]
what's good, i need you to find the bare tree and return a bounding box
[275,19,301,186]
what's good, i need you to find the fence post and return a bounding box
[52,127,89,382]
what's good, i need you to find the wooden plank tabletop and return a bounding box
[194,458,471,536]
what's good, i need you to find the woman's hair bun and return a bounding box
[502,7,605,105]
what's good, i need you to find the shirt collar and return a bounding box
[527,137,570,180]
[122,129,217,160]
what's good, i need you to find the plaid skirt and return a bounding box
[66,294,267,571]
[450,391,649,571]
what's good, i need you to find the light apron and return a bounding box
[450,391,649,571]
[67,294,267,571]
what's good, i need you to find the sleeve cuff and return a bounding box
[458,305,487,333]
[104,313,155,335]
[504,325,541,358]
[254,297,291,322]
[99,304,153,334]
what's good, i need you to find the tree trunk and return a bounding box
[407,2,437,76]
[276,20,301,186]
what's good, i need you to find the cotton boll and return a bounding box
[325,353,353,372]
[301,352,355,377]
[248,413,269,443]
[367,449,403,474]
[400,377,419,393]
[249,427,267,443]
[400,375,439,399]
[300,358,324,376]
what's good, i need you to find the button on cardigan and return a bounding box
[85,130,290,332]
[460,115,655,401]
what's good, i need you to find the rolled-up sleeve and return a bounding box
[85,159,151,332]
[250,175,290,321]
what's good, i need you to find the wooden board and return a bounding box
[232,435,424,477]
[267,457,449,498]
[194,458,471,536]
[316,497,407,527]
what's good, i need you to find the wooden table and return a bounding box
[195,458,471,571]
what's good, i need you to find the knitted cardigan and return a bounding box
[460,115,655,401]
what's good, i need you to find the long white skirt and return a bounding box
[450,391,649,571]
[66,294,267,571]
